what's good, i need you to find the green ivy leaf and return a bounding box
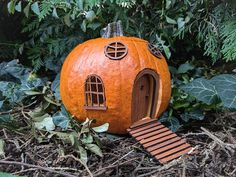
[211,74,236,108]
[81,134,93,144]
[31,2,40,15]
[15,1,22,12]
[77,0,84,10]
[177,17,185,29]
[52,111,70,130]
[173,100,190,109]
[163,45,171,59]
[165,16,176,24]
[81,19,87,32]
[34,115,55,131]
[23,3,30,18]
[52,8,59,18]
[87,22,101,30]
[85,143,103,157]
[181,111,204,122]
[169,117,181,132]
[181,78,218,105]
[7,0,16,14]
[177,63,195,74]
[77,146,88,164]
[165,0,171,9]
[85,10,96,22]
[64,13,71,27]
[51,73,61,100]
[92,123,109,133]
[0,114,13,124]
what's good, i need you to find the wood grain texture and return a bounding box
[128,120,193,164]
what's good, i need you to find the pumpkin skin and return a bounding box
[60,36,171,134]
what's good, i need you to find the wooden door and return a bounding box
[132,75,152,122]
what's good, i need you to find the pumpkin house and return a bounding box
[60,22,171,134]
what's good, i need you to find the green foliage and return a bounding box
[161,61,230,131]
[0,60,108,163]
[182,74,236,109]
[0,172,26,177]
[2,0,236,133]
[3,0,236,72]
[0,139,5,156]
[221,20,236,61]
[181,78,218,105]
[164,58,236,131]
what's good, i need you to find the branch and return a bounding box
[0,160,78,177]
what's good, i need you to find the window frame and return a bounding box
[104,41,128,60]
[148,43,162,59]
[84,75,107,110]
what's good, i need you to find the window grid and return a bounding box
[85,75,106,110]
[148,43,162,59]
[105,42,128,60]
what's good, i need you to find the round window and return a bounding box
[148,43,162,59]
[105,42,128,60]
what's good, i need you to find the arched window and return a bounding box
[84,75,107,110]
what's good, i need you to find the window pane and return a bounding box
[92,93,98,105]
[99,94,104,105]
[90,76,96,82]
[87,93,92,106]
[96,77,101,83]
[98,84,103,92]
[91,84,97,92]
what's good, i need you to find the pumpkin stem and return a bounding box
[102,20,124,38]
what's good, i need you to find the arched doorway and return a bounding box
[131,69,159,123]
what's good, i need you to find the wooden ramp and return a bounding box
[127,118,193,164]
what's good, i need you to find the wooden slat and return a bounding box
[136,127,169,141]
[143,133,177,148]
[155,144,191,159]
[140,130,173,144]
[159,147,193,164]
[132,124,164,137]
[128,120,192,164]
[150,139,186,156]
[129,122,160,134]
[147,136,182,152]
[130,118,157,129]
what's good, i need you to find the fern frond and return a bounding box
[221,19,236,61]
[39,1,53,21]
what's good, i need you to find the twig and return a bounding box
[132,155,145,175]
[93,157,139,176]
[111,149,134,165]
[0,160,78,177]
[62,154,93,177]
[12,168,36,175]
[201,127,236,150]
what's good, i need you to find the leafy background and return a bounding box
[0,0,236,166]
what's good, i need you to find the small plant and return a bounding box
[160,61,236,131]
[0,60,109,164]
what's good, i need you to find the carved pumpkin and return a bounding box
[60,22,171,134]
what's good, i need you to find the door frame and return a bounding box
[131,69,159,122]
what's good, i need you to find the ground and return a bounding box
[0,112,236,177]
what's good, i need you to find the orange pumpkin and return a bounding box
[60,22,171,134]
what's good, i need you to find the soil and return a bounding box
[0,112,236,177]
